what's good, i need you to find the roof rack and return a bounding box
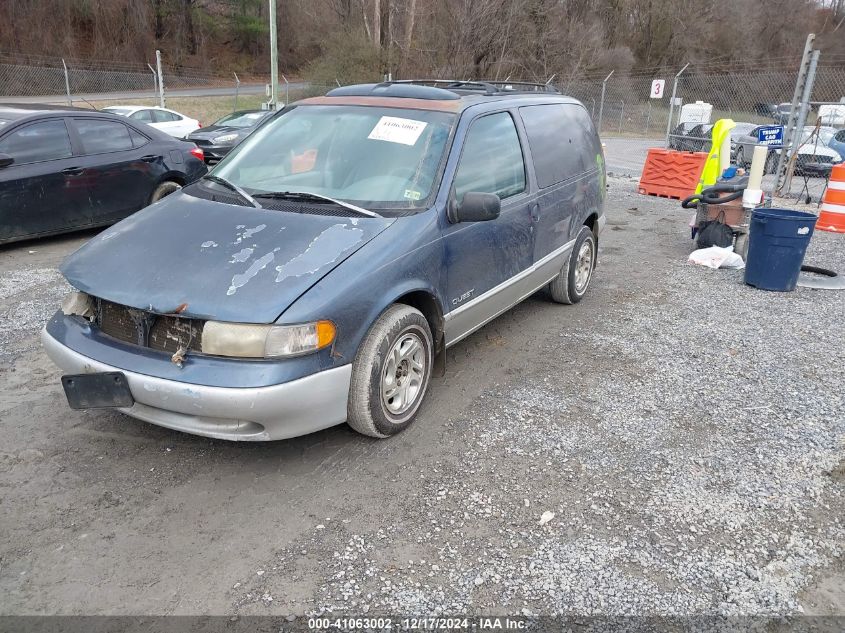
[387,79,561,95]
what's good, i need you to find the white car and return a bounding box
[101,106,200,138]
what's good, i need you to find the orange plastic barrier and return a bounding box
[817,163,845,233]
[638,149,708,200]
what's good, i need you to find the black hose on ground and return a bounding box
[681,181,748,209]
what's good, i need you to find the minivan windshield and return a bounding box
[213,105,456,213]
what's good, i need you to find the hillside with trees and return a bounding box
[2,0,844,80]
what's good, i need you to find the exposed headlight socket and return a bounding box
[61,291,95,321]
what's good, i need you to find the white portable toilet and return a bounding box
[679,101,713,125]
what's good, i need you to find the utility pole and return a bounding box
[269,0,280,109]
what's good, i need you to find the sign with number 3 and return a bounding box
[650,79,666,99]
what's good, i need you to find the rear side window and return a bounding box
[519,104,598,189]
[129,128,149,147]
[453,112,525,201]
[130,110,154,123]
[73,119,134,154]
[0,119,72,164]
[153,110,180,123]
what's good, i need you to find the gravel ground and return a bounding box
[0,178,842,620]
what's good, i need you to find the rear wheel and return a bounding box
[347,305,433,438]
[150,180,181,204]
[549,225,596,305]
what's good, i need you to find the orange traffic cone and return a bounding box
[818,163,845,233]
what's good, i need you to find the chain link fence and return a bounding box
[561,66,845,141]
[0,52,332,126]
[0,52,226,97]
[557,62,845,198]
[2,50,844,197]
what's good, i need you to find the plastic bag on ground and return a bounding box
[688,245,745,270]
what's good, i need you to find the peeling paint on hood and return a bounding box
[60,192,395,323]
[275,225,365,282]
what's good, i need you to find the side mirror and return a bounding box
[450,191,501,223]
[0,153,13,168]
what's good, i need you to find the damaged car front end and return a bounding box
[42,189,399,441]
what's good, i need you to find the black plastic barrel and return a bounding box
[744,208,817,291]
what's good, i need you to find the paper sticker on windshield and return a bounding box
[404,189,422,200]
[368,116,427,146]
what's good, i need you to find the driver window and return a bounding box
[453,112,525,203]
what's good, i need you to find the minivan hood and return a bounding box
[61,193,394,323]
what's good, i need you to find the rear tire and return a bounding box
[347,305,433,438]
[150,180,181,204]
[549,225,596,305]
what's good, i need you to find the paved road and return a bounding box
[602,136,662,176]
[0,83,308,105]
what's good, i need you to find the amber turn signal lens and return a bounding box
[315,320,336,349]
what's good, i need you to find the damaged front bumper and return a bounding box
[41,323,352,442]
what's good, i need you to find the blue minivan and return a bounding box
[43,80,606,441]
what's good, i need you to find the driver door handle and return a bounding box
[61,167,84,176]
[529,202,540,222]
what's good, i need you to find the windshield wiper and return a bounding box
[202,174,261,208]
[252,191,380,218]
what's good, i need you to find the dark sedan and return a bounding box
[0,104,207,245]
[185,109,273,163]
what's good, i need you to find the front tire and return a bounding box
[549,225,596,305]
[347,304,433,438]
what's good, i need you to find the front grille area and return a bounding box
[97,299,204,354]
